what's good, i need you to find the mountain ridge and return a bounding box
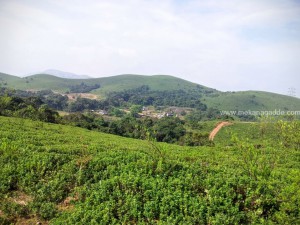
[0,72,299,111]
[24,69,91,79]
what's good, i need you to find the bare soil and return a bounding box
[209,121,232,141]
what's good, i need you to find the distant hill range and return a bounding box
[24,69,91,79]
[0,71,299,111]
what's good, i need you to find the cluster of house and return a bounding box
[92,106,189,119]
[155,112,175,119]
[98,110,108,115]
[140,106,187,119]
[90,109,108,115]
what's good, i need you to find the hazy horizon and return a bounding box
[1,0,299,97]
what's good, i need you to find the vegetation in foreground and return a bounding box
[0,116,299,224]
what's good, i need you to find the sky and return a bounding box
[0,0,299,97]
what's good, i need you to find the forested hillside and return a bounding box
[1,73,299,112]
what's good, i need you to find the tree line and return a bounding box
[0,86,209,113]
[0,91,214,146]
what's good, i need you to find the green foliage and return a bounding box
[0,95,59,123]
[152,117,185,143]
[69,82,100,93]
[0,88,68,110]
[109,107,125,117]
[1,73,300,113]
[0,116,299,224]
[62,113,190,145]
[67,97,101,112]
[130,104,143,117]
[0,73,209,96]
[37,202,58,220]
[185,108,231,124]
[107,85,208,109]
[276,120,300,150]
[183,132,212,146]
[204,90,300,111]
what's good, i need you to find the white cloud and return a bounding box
[0,0,299,96]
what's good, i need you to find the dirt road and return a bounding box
[209,121,232,141]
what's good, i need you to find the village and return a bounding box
[95,106,193,120]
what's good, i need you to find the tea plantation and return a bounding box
[0,116,299,224]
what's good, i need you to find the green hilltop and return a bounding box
[0,73,209,94]
[1,72,299,111]
[204,91,300,111]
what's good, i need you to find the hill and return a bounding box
[0,116,299,224]
[1,73,86,91]
[0,73,210,94]
[25,69,91,79]
[204,90,300,111]
[1,72,300,111]
[0,72,22,84]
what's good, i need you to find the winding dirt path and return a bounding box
[209,121,233,141]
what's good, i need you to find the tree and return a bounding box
[109,107,125,117]
[38,105,59,123]
[130,105,142,118]
[153,117,185,143]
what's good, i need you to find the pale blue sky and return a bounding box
[0,0,299,97]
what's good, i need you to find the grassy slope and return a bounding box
[0,73,207,94]
[204,91,300,111]
[1,72,300,111]
[0,73,22,84]
[0,73,89,91]
[212,122,268,145]
[92,74,206,94]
